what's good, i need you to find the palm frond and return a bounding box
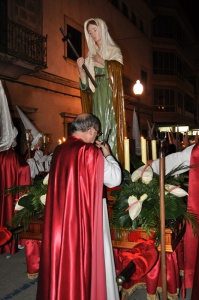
[184,212,199,235]
[7,174,48,230]
[8,208,34,231]
[4,185,32,196]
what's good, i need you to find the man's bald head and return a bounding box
[71,113,101,134]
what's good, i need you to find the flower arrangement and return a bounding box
[5,174,49,231]
[110,162,198,245]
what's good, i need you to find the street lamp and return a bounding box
[133,80,143,126]
[133,80,143,95]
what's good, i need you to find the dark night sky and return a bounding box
[179,0,199,38]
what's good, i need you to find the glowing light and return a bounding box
[133,80,143,95]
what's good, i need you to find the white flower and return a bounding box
[15,202,24,211]
[165,184,188,197]
[131,165,153,184]
[15,194,28,211]
[127,193,148,220]
[43,173,49,185]
[40,194,47,205]
[140,194,148,201]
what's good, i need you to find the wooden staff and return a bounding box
[59,27,97,88]
[159,140,167,300]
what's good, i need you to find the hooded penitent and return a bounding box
[0,81,18,152]
[16,106,42,150]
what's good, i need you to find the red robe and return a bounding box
[184,143,199,293]
[36,136,107,300]
[0,148,31,254]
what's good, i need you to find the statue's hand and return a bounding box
[77,57,86,83]
[77,57,84,70]
[92,53,104,66]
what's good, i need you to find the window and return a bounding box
[154,88,175,112]
[131,11,137,25]
[177,91,184,109]
[66,24,82,61]
[140,20,144,33]
[0,0,8,50]
[152,15,184,47]
[153,15,174,39]
[153,51,183,79]
[111,0,119,9]
[122,2,128,18]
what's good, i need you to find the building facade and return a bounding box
[0,0,198,154]
[151,0,199,133]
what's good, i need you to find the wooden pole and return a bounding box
[59,27,97,88]
[159,140,167,300]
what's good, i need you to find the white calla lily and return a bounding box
[15,194,28,211]
[131,169,141,182]
[43,173,49,185]
[40,194,47,205]
[140,193,148,201]
[131,165,153,184]
[165,184,188,197]
[127,193,148,220]
[15,202,25,211]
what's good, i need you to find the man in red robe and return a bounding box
[36,113,121,300]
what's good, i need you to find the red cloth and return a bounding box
[114,241,182,296]
[191,245,199,300]
[117,240,158,281]
[183,144,199,290]
[0,149,31,254]
[0,226,12,246]
[25,239,42,275]
[36,136,106,300]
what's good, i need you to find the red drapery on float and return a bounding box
[114,239,184,299]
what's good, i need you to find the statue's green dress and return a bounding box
[80,60,126,166]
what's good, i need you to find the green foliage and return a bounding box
[10,209,35,232]
[111,167,197,245]
[5,175,47,231]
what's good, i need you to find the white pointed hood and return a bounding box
[16,106,42,150]
[0,81,18,152]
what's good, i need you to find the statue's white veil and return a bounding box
[84,18,123,92]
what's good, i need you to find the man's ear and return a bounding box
[87,127,93,136]
[84,127,94,143]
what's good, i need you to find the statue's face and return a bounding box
[87,24,101,45]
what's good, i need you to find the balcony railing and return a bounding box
[0,18,47,68]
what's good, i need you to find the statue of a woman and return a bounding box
[77,18,126,165]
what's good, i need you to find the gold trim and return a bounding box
[27,272,39,279]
